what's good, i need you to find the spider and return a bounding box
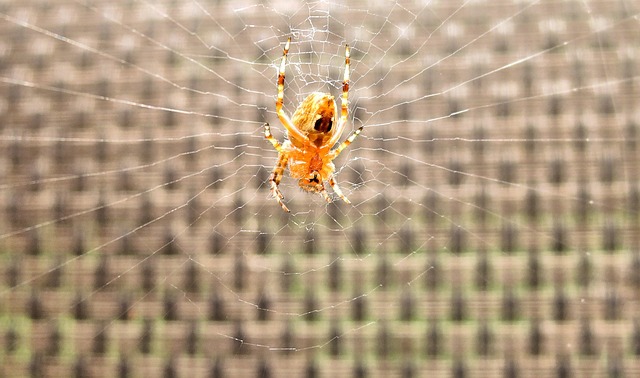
[264,38,363,212]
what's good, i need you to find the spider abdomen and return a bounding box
[291,92,337,147]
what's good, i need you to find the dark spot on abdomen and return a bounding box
[314,117,333,133]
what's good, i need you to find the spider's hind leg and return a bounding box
[329,177,350,204]
[269,158,290,213]
[269,156,290,212]
[319,186,332,203]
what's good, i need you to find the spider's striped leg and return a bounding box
[327,43,351,147]
[339,44,350,131]
[269,154,290,212]
[318,185,332,203]
[330,125,364,158]
[275,38,290,118]
[264,123,290,212]
[275,37,307,143]
[264,122,282,150]
[329,177,350,204]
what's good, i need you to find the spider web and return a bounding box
[1,0,639,376]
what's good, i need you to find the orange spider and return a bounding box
[264,37,363,212]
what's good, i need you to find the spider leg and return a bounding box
[276,37,309,144]
[327,43,350,148]
[318,185,332,203]
[329,177,350,204]
[264,122,282,151]
[330,125,364,159]
[264,123,290,212]
[269,153,290,213]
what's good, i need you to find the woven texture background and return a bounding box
[1,0,639,377]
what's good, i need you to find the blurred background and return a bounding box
[1,0,639,377]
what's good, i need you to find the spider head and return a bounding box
[291,92,337,147]
[298,171,325,193]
